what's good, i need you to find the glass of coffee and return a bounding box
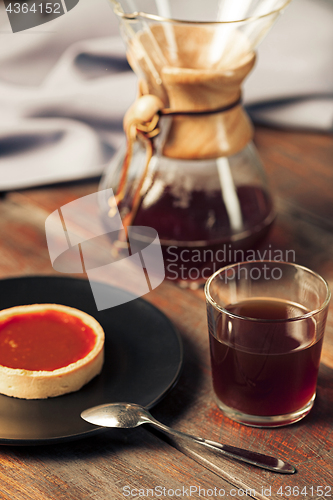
[205,261,330,427]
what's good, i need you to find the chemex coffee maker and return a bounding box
[100,0,291,287]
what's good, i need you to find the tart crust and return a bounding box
[0,304,105,399]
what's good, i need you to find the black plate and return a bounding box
[0,276,183,445]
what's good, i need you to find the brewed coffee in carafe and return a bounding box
[101,0,291,286]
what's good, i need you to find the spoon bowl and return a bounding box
[82,402,151,429]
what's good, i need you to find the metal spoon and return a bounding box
[81,402,296,474]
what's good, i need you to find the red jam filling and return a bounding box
[0,309,97,371]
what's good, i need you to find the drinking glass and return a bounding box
[205,261,330,427]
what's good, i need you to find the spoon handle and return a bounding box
[147,417,296,474]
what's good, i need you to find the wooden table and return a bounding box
[0,126,332,500]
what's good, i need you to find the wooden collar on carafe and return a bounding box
[108,51,256,234]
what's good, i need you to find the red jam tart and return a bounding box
[0,304,105,399]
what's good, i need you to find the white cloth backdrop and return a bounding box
[0,0,332,190]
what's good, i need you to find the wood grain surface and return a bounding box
[0,126,332,500]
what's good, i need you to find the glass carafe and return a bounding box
[100,0,291,287]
